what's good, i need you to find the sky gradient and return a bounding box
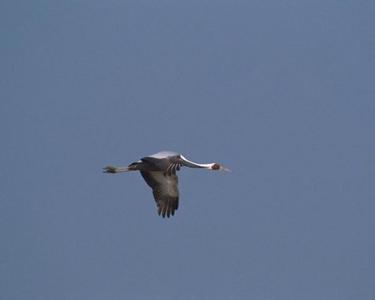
[1,1,375,299]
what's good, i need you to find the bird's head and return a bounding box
[211,163,231,172]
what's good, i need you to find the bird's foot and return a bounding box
[103,166,118,173]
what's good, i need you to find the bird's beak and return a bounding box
[221,166,231,172]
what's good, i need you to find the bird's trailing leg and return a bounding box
[103,161,142,174]
[103,165,130,173]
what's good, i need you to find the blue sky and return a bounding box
[1,1,375,299]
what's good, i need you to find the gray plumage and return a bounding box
[103,151,229,218]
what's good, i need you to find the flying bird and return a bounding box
[103,151,229,218]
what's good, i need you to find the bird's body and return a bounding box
[103,151,229,218]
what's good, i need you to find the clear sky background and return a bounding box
[1,1,375,299]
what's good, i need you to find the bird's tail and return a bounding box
[103,165,130,173]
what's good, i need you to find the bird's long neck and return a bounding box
[180,155,215,169]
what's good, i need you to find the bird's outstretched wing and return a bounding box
[140,171,179,218]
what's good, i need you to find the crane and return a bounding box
[103,151,229,218]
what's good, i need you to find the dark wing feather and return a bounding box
[140,171,179,218]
